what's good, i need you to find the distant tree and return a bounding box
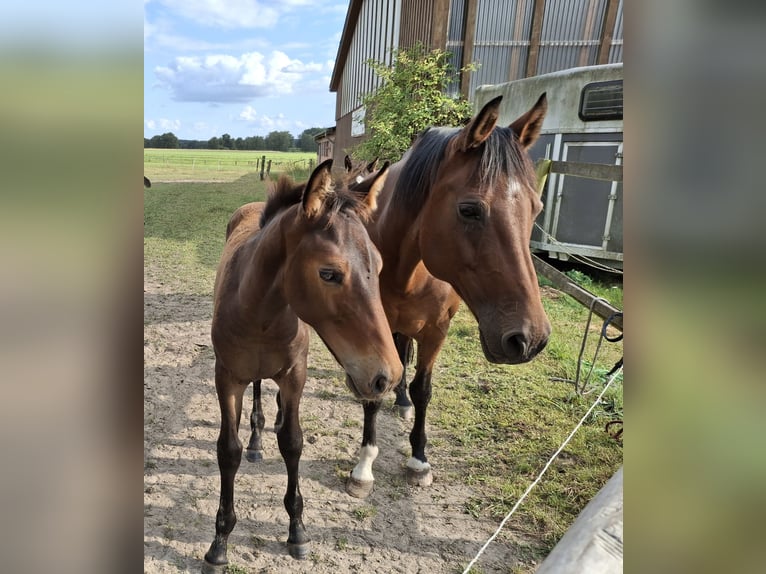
[265,130,293,151]
[251,135,266,150]
[207,136,221,149]
[221,133,233,149]
[235,137,244,150]
[298,127,324,152]
[146,132,179,149]
[354,43,474,163]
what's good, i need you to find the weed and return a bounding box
[336,536,349,550]
[353,505,377,520]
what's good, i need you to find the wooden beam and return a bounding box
[460,0,479,99]
[431,0,450,50]
[526,0,547,78]
[597,0,620,64]
[549,160,623,182]
[533,254,623,331]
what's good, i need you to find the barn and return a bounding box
[328,0,624,166]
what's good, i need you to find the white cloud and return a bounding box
[155,50,325,102]
[239,105,258,121]
[145,118,182,133]
[158,0,280,29]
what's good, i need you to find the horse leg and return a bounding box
[346,400,382,498]
[405,366,434,487]
[405,334,444,487]
[244,380,265,462]
[274,370,310,559]
[274,389,283,432]
[204,362,246,572]
[393,333,414,420]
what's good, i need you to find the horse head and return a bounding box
[282,159,402,398]
[417,94,551,364]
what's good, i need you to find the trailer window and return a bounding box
[579,80,623,121]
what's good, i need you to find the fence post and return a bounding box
[309,159,314,171]
[266,159,272,177]
[260,155,266,180]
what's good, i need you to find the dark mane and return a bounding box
[260,174,370,229]
[260,175,304,228]
[393,125,536,211]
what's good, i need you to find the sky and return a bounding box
[144,0,350,141]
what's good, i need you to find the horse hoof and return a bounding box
[201,559,226,574]
[346,475,374,498]
[406,467,433,487]
[244,448,263,463]
[287,541,310,560]
[398,405,414,421]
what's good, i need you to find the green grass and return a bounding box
[144,148,317,183]
[144,173,275,294]
[144,173,623,569]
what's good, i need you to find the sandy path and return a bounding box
[143,277,536,573]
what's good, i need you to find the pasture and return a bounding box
[144,173,623,573]
[144,148,317,183]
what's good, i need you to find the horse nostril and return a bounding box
[502,331,528,361]
[372,374,389,396]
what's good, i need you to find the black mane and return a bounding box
[392,125,535,211]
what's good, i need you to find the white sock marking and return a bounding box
[351,444,379,482]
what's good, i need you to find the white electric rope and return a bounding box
[462,365,624,573]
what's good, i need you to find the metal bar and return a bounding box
[533,254,623,331]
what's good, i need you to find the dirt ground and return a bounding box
[144,272,540,573]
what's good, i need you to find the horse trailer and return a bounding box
[475,63,623,270]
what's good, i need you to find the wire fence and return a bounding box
[143,153,317,182]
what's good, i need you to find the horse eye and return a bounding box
[458,202,483,221]
[318,268,343,284]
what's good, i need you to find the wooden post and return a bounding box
[597,0,621,64]
[260,155,266,180]
[460,0,479,99]
[526,0,547,78]
[266,159,272,177]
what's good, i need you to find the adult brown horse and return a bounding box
[345,93,552,497]
[203,159,402,570]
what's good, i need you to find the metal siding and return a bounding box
[339,0,402,118]
[538,0,607,75]
[608,0,623,63]
[400,0,433,48]
[469,0,533,94]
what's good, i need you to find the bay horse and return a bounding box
[345,93,552,497]
[203,159,402,569]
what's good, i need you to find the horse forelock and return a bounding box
[259,174,369,230]
[393,124,536,210]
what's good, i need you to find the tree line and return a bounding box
[144,127,326,152]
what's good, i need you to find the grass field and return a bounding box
[144,148,317,183]
[144,174,623,564]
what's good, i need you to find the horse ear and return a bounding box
[366,157,379,173]
[302,159,334,219]
[509,92,547,149]
[344,155,353,172]
[360,161,390,213]
[457,95,502,151]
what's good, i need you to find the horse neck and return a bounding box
[234,213,297,331]
[373,161,428,288]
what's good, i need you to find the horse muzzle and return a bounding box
[345,369,399,401]
[479,326,550,365]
